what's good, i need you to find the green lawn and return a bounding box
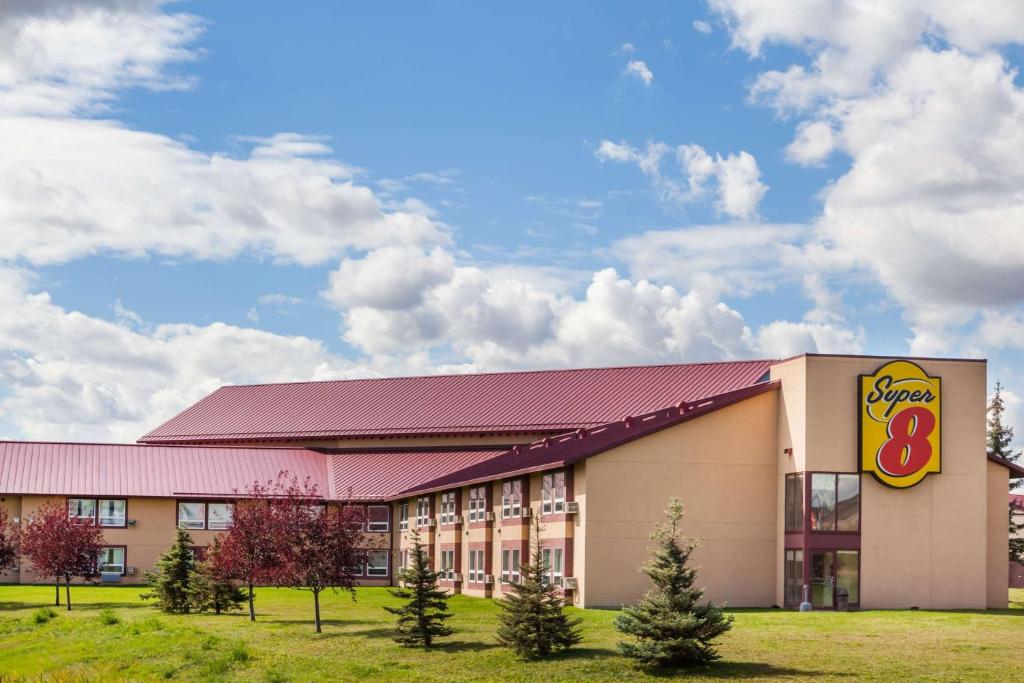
[0,586,1022,682]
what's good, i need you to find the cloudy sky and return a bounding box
[1,0,1024,442]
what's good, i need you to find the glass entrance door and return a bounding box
[810,551,835,608]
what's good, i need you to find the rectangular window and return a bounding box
[468,486,486,522]
[416,496,431,527]
[468,548,477,582]
[502,480,523,519]
[177,502,206,530]
[399,550,408,571]
[367,505,389,532]
[439,549,454,579]
[542,472,566,514]
[97,499,126,527]
[836,474,860,532]
[501,548,521,583]
[810,473,860,532]
[552,547,563,586]
[541,548,551,585]
[784,549,804,606]
[511,548,520,583]
[399,501,409,531]
[784,473,804,532]
[837,550,859,604]
[467,549,485,582]
[68,498,97,521]
[440,492,457,525]
[367,551,389,577]
[207,503,233,530]
[98,547,125,574]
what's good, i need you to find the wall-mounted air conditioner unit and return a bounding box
[484,575,494,585]
[563,577,578,590]
[565,501,580,515]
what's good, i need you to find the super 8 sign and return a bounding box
[859,360,941,488]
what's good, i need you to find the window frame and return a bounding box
[398,501,409,531]
[439,491,457,526]
[439,549,455,580]
[501,479,523,519]
[176,500,236,531]
[541,471,566,515]
[468,485,487,522]
[367,505,390,533]
[97,545,127,575]
[67,497,128,528]
[784,473,804,532]
[501,547,522,583]
[416,496,431,528]
[366,550,389,577]
[807,472,861,534]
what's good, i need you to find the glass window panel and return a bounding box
[542,474,553,513]
[207,503,233,530]
[367,505,389,532]
[367,551,389,576]
[98,547,124,573]
[836,474,860,532]
[69,498,96,520]
[177,502,206,529]
[810,551,834,608]
[97,499,125,526]
[810,473,837,531]
[837,551,859,604]
[554,471,566,512]
[784,549,804,606]
[785,473,804,532]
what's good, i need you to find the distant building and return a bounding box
[1012,494,1024,589]
[1,354,1021,609]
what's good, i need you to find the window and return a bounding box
[440,492,457,525]
[399,550,409,572]
[784,549,803,606]
[501,548,521,583]
[68,498,96,521]
[468,486,487,522]
[837,550,859,604]
[98,547,125,574]
[542,471,566,514]
[810,473,860,532]
[439,550,455,580]
[367,551,389,577]
[69,498,128,527]
[367,505,389,533]
[416,496,431,527]
[207,503,234,530]
[501,480,522,519]
[784,473,804,532]
[467,549,485,582]
[177,502,206,530]
[541,547,564,586]
[97,499,126,527]
[399,501,409,531]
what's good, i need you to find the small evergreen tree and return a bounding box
[495,516,582,659]
[189,537,245,614]
[385,529,452,648]
[142,527,196,613]
[616,498,733,668]
[988,382,1024,563]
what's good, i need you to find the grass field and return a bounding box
[0,586,1021,682]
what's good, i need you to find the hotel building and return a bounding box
[1,354,1021,609]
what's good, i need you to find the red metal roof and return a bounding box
[396,382,780,498]
[327,448,506,501]
[0,441,329,499]
[1012,493,1024,510]
[138,360,774,444]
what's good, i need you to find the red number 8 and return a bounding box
[877,406,935,477]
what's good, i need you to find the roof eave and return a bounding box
[988,452,1024,478]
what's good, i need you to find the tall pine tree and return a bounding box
[989,382,1024,564]
[385,529,453,648]
[615,498,733,668]
[188,537,246,614]
[495,516,582,659]
[142,527,197,613]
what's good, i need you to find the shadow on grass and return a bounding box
[0,600,150,612]
[648,661,844,679]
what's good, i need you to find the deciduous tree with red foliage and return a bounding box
[274,477,378,633]
[218,476,287,622]
[0,508,19,576]
[20,501,105,610]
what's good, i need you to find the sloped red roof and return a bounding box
[327,448,506,501]
[990,453,1024,479]
[0,441,329,499]
[1012,493,1024,510]
[138,360,774,444]
[397,382,780,498]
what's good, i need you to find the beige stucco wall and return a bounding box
[582,389,779,609]
[773,355,990,610]
[986,461,1010,608]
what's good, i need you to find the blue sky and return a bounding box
[2,1,1024,441]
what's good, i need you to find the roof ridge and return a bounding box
[203,358,777,391]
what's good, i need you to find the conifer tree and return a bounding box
[385,529,452,648]
[615,498,733,668]
[495,516,582,659]
[142,527,197,613]
[989,382,1024,563]
[189,537,245,614]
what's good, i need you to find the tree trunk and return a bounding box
[314,589,322,633]
[54,581,60,606]
[248,581,255,622]
[65,578,72,611]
